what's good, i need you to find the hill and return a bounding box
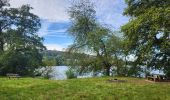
[0,77,170,100]
[41,50,67,66]
[42,50,65,58]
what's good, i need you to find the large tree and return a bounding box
[68,0,96,49]
[0,0,45,75]
[67,0,122,76]
[121,0,170,76]
[0,0,12,52]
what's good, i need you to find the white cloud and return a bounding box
[8,0,129,50]
[9,0,70,22]
[46,29,67,34]
[44,44,65,51]
[9,0,129,47]
[94,0,129,29]
[45,34,68,38]
[9,0,128,28]
[38,23,67,37]
[38,20,51,36]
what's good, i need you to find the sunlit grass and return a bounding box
[0,77,170,100]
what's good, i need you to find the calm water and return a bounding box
[50,66,164,80]
[50,66,93,80]
[50,66,68,80]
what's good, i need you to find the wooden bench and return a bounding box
[147,74,168,82]
[6,73,21,79]
[147,76,157,81]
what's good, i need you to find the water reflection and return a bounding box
[50,66,68,80]
[50,66,97,80]
[50,66,164,80]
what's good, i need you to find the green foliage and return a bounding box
[34,66,53,79]
[65,68,77,79]
[67,0,123,76]
[42,50,65,66]
[0,48,42,76]
[122,0,170,76]
[42,58,56,67]
[0,77,170,99]
[68,0,96,46]
[0,0,45,76]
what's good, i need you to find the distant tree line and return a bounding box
[42,50,65,66]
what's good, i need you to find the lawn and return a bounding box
[0,77,170,100]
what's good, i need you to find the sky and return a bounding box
[9,0,129,51]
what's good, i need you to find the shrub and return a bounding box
[34,66,54,79]
[65,68,77,79]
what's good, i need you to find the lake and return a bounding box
[50,66,94,80]
[50,66,164,80]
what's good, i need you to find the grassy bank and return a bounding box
[0,77,170,100]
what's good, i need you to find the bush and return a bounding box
[65,68,77,79]
[34,66,54,79]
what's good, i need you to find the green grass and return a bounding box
[0,77,170,100]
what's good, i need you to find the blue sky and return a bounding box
[9,0,129,51]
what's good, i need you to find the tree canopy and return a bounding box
[67,0,123,76]
[122,0,170,76]
[0,0,45,76]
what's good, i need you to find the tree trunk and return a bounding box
[104,61,111,76]
[0,40,4,51]
[124,55,128,76]
[0,28,4,52]
[114,53,120,76]
[106,66,110,76]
